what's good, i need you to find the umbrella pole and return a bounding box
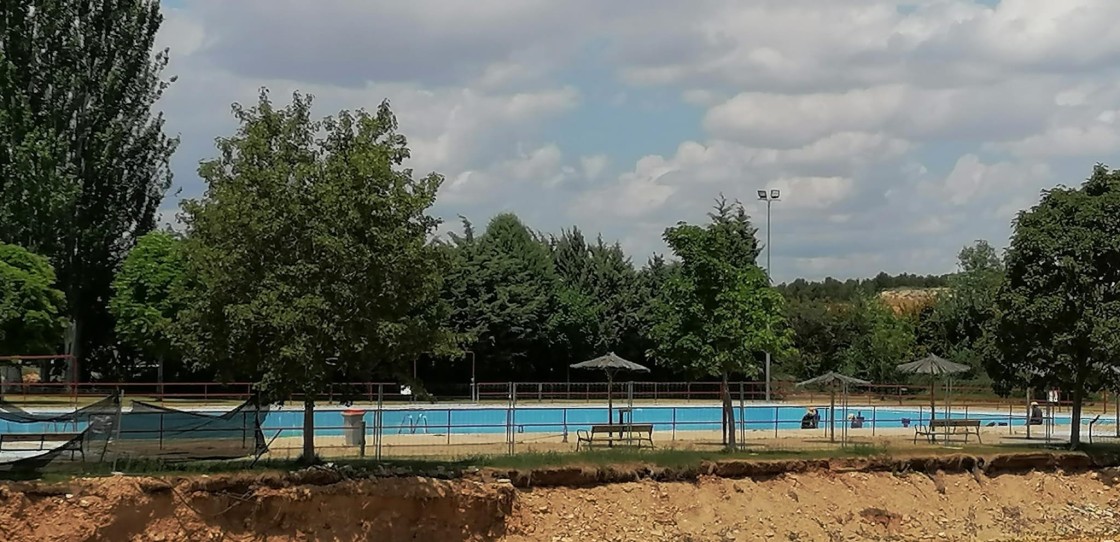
[830,387,836,443]
[929,374,937,443]
[607,371,614,424]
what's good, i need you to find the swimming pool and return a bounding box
[256,404,1111,437]
[1,404,1111,437]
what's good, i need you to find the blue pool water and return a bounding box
[259,404,1110,436]
[1,404,1111,437]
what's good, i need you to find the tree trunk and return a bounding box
[302,396,316,463]
[722,372,736,450]
[1069,384,1084,449]
[70,317,84,386]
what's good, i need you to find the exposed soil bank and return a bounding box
[0,474,516,542]
[490,451,1120,488]
[0,452,1116,541]
[505,467,1120,542]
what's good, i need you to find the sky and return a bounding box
[154,0,1120,282]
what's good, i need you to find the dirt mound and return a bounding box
[505,469,1120,542]
[488,452,1113,488]
[0,473,515,542]
[0,454,1116,541]
[879,287,946,315]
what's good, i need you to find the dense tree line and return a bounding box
[2,0,1119,451]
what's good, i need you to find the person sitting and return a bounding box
[847,413,864,429]
[1028,401,1044,425]
[854,411,865,429]
[801,407,819,429]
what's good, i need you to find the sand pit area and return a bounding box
[0,453,1118,541]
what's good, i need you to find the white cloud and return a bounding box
[938,155,1051,206]
[764,177,854,210]
[580,155,609,181]
[442,144,577,204]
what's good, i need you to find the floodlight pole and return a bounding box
[758,189,781,402]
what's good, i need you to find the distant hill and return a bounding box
[778,273,950,303]
[878,287,948,315]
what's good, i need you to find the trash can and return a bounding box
[342,409,367,447]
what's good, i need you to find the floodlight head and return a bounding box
[771,189,781,199]
[757,190,768,200]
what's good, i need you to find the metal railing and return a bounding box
[5,395,1118,468]
[3,379,1116,415]
[249,399,1120,460]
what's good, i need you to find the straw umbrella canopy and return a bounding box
[571,353,650,423]
[896,354,969,424]
[796,372,871,443]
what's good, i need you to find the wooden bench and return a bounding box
[576,424,654,451]
[0,432,84,461]
[914,419,981,444]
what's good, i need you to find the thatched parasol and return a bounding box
[796,372,871,443]
[571,352,650,423]
[897,354,969,427]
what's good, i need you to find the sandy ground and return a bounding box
[504,469,1120,542]
[261,424,1120,460]
[0,460,1117,541]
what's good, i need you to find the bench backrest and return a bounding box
[589,424,654,434]
[0,432,82,442]
[929,419,980,428]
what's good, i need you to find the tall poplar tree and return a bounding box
[0,1,177,371]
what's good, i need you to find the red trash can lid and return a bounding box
[342,409,366,415]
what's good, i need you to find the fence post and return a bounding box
[359,420,367,458]
[774,406,779,438]
[672,407,677,442]
[562,409,568,443]
[739,382,745,449]
[375,384,383,461]
[507,382,516,455]
[871,406,876,437]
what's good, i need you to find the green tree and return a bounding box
[0,1,178,373]
[176,90,454,461]
[548,227,605,365]
[840,296,916,383]
[648,198,792,449]
[109,230,187,385]
[547,287,603,371]
[985,164,1120,447]
[587,238,642,354]
[443,213,557,379]
[781,299,844,379]
[920,240,1003,374]
[0,243,66,355]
